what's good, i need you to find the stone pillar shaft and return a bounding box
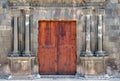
[86,15,91,53]
[25,10,30,54]
[13,15,18,53]
[98,15,103,51]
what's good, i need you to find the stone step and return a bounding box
[0,74,120,81]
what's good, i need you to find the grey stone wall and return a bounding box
[104,0,120,73]
[0,0,12,75]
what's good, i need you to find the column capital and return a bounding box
[84,8,92,16]
[24,8,31,55]
[11,8,20,17]
[24,7,33,16]
[97,8,105,15]
[25,9,30,14]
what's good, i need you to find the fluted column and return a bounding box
[24,9,31,54]
[13,15,19,54]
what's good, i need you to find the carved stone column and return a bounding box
[24,9,31,55]
[85,14,92,54]
[80,8,108,76]
[95,9,107,56]
[84,9,93,56]
[98,14,103,51]
[12,12,19,55]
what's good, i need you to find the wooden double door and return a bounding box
[38,21,76,75]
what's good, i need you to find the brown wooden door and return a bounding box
[38,21,57,74]
[58,21,76,74]
[38,21,76,75]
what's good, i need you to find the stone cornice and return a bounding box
[8,0,106,4]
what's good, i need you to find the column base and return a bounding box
[23,51,31,54]
[75,73,84,78]
[32,74,41,79]
[22,51,32,57]
[12,50,19,53]
[80,56,108,75]
[95,51,108,57]
[8,51,20,57]
[8,56,35,76]
[80,51,93,57]
[8,75,13,80]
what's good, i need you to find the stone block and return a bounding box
[8,57,35,75]
[105,20,113,26]
[64,9,72,19]
[105,9,112,16]
[46,9,52,19]
[109,0,118,3]
[0,52,8,64]
[106,4,117,9]
[52,9,61,20]
[112,9,119,16]
[116,4,120,9]
[117,10,120,16]
[80,56,108,75]
[111,25,119,30]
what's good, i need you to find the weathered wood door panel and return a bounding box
[58,22,76,74]
[38,21,76,75]
[38,21,57,74]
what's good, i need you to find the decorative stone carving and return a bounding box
[8,8,35,77]
[24,9,31,55]
[85,14,92,55]
[80,8,93,56]
[80,8,108,76]
[95,9,107,56]
[13,15,19,54]
[98,15,103,51]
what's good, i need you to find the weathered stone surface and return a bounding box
[80,57,108,75]
[8,57,35,75]
[109,0,118,3]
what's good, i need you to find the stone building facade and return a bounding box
[0,0,120,78]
